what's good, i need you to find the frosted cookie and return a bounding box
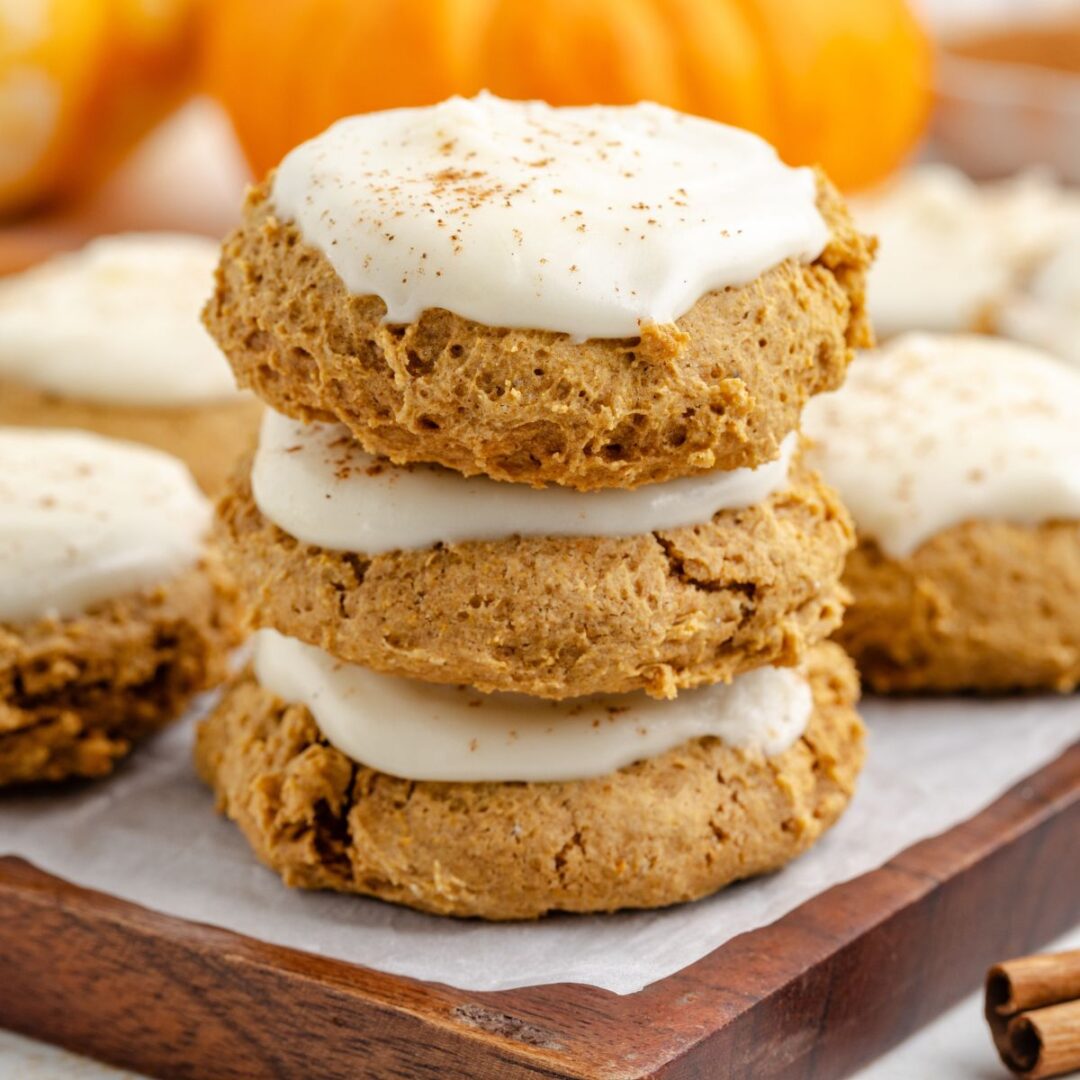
[0,429,241,786]
[196,640,863,919]
[215,410,853,699]
[0,233,262,493]
[989,232,1080,370]
[804,333,1080,693]
[854,164,1080,339]
[205,94,873,491]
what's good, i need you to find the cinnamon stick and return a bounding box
[986,951,1080,1079]
[988,952,1080,1016]
[999,1001,1080,1079]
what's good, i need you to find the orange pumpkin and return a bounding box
[203,0,931,189]
[0,0,201,217]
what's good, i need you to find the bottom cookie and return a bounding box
[1,560,241,786]
[838,522,1080,694]
[195,642,864,920]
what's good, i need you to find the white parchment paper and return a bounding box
[1,694,1076,995]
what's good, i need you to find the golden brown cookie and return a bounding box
[836,521,1080,694]
[215,454,854,699]
[196,642,863,920]
[0,376,261,495]
[204,174,873,491]
[0,559,242,786]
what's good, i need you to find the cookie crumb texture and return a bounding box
[0,376,262,495]
[196,643,863,919]
[0,561,241,786]
[205,175,872,490]
[217,456,854,699]
[838,521,1080,693]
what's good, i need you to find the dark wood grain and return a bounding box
[1,741,1077,1079]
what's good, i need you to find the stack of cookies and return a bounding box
[197,94,873,919]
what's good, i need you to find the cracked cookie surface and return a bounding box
[0,559,242,786]
[196,642,863,919]
[204,174,873,491]
[215,455,854,699]
[837,522,1080,694]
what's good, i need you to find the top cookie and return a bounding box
[205,95,873,490]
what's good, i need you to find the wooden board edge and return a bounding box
[652,739,1080,1078]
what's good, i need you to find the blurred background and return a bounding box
[0,0,1077,270]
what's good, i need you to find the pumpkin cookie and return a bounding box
[0,233,261,493]
[854,164,1080,340]
[196,641,863,920]
[988,231,1080,371]
[0,428,241,786]
[1,563,240,787]
[804,333,1080,693]
[836,522,1080,694]
[205,95,872,491]
[216,423,854,699]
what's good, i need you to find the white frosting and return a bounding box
[252,409,796,553]
[0,233,239,405]
[0,428,210,623]
[854,165,1080,338]
[271,93,828,340]
[997,235,1080,370]
[254,628,812,782]
[803,333,1080,557]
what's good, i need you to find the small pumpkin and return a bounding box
[0,0,200,217]
[202,0,931,189]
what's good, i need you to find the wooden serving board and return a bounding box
[0,741,1077,1080]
